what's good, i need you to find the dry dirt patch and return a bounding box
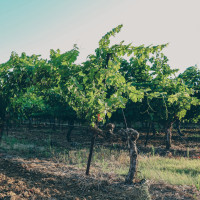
[0,154,199,200]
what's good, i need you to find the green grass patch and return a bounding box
[139,156,200,187]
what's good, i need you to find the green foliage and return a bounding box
[10,86,45,120]
[114,42,197,127]
[0,52,44,122]
[179,66,200,123]
[54,25,145,125]
[0,24,199,129]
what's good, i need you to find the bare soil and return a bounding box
[0,154,199,200]
[0,125,199,199]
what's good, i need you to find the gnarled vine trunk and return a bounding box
[152,123,156,136]
[125,140,138,184]
[165,122,173,150]
[125,128,139,184]
[176,119,183,136]
[86,135,95,175]
[85,124,140,185]
[66,126,74,142]
[86,124,102,175]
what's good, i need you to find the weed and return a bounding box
[195,175,200,191]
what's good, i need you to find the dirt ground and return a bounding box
[4,124,200,158]
[0,153,199,200]
[0,125,199,199]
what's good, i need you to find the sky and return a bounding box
[0,0,199,73]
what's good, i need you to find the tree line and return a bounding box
[0,25,200,149]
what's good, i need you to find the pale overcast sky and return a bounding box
[0,0,199,73]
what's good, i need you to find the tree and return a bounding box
[145,55,199,149]
[0,52,42,141]
[179,66,200,123]
[53,25,144,126]
[116,45,199,149]
[52,25,146,178]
